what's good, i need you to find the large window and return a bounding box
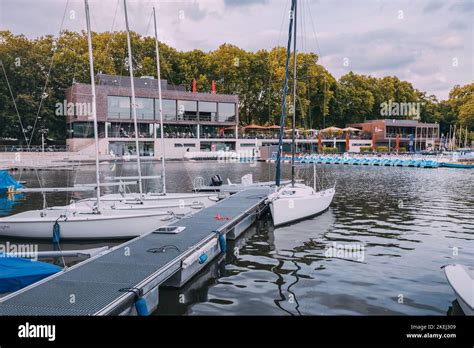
[159,99,177,121]
[200,125,231,139]
[199,102,217,122]
[160,124,197,138]
[107,123,153,138]
[108,96,131,119]
[218,102,236,122]
[135,97,154,120]
[177,100,197,121]
[71,122,105,138]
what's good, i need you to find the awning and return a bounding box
[342,127,361,132]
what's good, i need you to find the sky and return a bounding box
[0,0,473,99]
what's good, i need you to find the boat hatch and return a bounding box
[152,226,186,234]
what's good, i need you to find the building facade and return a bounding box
[66,74,239,158]
[65,76,441,158]
[348,119,440,151]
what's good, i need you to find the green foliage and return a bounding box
[376,146,388,153]
[360,146,372,153]
[0,30,472,144]
[398,147,407,153]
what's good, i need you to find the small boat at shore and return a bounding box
[443,264,474,315]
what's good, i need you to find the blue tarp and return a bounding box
[0,170,22,193]
[0,253,62,293]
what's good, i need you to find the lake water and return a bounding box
[1,161,473,315]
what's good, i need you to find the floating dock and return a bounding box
[0,187,271,315]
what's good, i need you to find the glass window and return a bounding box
[108,96,131,119]
[135,97,154,120]
[159,99,177,121]
[177,100,197,121]
[107,123,153,138]
[160,124,197,138]
[200,125,230,138]
[72,122,104,138]
[199,102,217,122]
[137,123,154,138]
[108,123,135,138]
[218,103,236,122]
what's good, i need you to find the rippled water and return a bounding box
[1,161,473,315]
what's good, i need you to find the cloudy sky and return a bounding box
[0,0,472,99]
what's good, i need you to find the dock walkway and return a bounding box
[0,187,271,315]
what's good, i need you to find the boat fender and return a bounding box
[119,287,149,316]
[52,222,61,244]
[135,297,149,316]
[198,253,208,264]
[216,232,226,253]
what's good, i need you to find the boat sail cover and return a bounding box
[0,254,61,292]
[0,171,22,193]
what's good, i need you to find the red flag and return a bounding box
[345,132,350,152]
[192,79,196,93]
[211,80,216,94]
[395,134,400,152]
[318,132,322,152]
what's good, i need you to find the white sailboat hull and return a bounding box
[444,264,474,315]
[61,192,219,212]
[0,209,172,239]
[269,185,335,227]
[0,193,219,239]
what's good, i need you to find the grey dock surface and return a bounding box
[0,187,271,315]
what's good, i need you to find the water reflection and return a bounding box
[2,163,473,315]
[0,193,24,217]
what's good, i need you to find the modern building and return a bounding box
[348,119,440,151]
[66,74,239,158]
[65,77,441,158]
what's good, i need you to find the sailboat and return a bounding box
[71,3,220,211]
[268,0,335,227]
[0,0,215,239]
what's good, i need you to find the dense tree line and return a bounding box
[0,30,472,144]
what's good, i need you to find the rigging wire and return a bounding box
[27,0,70,149]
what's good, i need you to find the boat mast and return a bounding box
[291,0,297,187]
[275,0,296,187]
[153,7,166,194]
[84,0,101,212]
[123,0,143,196]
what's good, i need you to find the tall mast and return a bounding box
[275,0,296,186]
[465,126,468,148]
[291,0,297,187]
[84,0,101,212]
[123,0,143,196]
[153,7,166,194]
